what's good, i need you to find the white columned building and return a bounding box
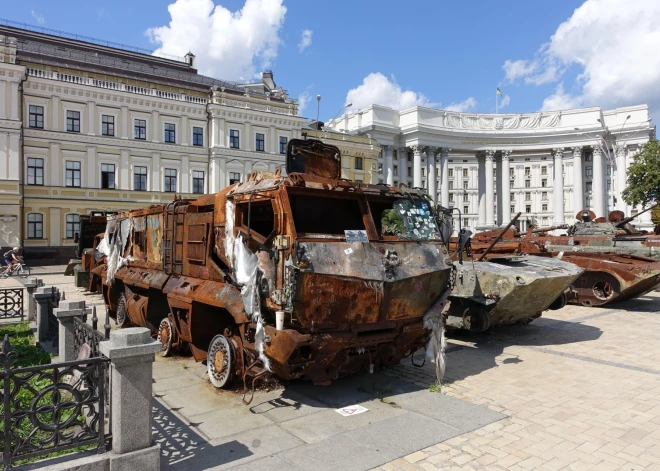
[328,104,655,232]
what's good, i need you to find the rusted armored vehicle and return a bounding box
[466,213,660,307]
[443,213,583,331]
[71,211,117,285]
[98,139,454,392]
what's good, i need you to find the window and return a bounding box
[66,110,80,133]
[511,205,515,214]
[542,204,548,212]
[541,179,547,188]
[463,194,469,202]
[586,196,592,207]
[230,130,240,148]
[607,165,611,176]
[462,169,468,177]
[449,194,454,202]
[448,169,454,177]
[229,172,241,185]
[463,181,468,190]
[164,168,177,192]
[422,169,425,177]
[541,166,547,175]
[193,127,204,146]
[393,166,398,177]
[585,166,593,178]
[27,213,43,239]
[101,164,115,189]
[449,181,454,190]
[27,158,44,185]
[29,105,44,128]
[255,133,265,152]
[65,161,81,187]
[525,180,531,188]
[525,192,531,201]
[102,115,115,136]
[607,180,612,191]
[407,167,412,176]
[290,194,365,236]
[586,182,593,192]
[585,153,593,162]
[509,180,514,188]
[542,191,548,200]
[525,205,531,213]
[355,157,363,170]
[134,166,147,191]
[509,168,514,178]
[65,214,80,239]
[192,170,204,194]
[279,136,288,154]
[463,206,469,214]
[164,123,176,143]
[134,119,147,140]
[524,167,531,176]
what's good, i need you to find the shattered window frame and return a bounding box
[369,196,442,241]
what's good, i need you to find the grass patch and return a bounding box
[429,381,443,393]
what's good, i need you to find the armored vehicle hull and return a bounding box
[447,255,583,331]
[98,139,453,393]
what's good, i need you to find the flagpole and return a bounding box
[496,89,499,114]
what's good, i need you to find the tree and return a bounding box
[622,139,660,209]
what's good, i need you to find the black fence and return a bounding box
[0,335,110,469]
[0,290,23,321]
[74,308,110,360]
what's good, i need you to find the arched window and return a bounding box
[27,213,43,239]
[66,214,80,239]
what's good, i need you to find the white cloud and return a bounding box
[146,0,287,81]
[297,89,311,116]
[541,83,582,111]
[445,97,477,113]
[298,29,312,53]
[499,94,511,110]
[31,10,45,25]
[345,73,433,111]
[502,0,660,113]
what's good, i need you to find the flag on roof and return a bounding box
[496,88,502,95]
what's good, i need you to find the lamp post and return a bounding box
[322,103,352,138]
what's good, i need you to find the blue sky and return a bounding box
[4,0,659,120]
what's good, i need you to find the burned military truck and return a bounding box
[99,139,454,390]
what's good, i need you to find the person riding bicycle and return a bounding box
[2,247,22,276]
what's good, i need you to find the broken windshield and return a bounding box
[371,198,441,241]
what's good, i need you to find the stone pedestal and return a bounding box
[100,328,161,455]
[54,300,86,362]
[34,286,56,343]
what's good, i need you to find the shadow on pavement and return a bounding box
[153,397,252,470]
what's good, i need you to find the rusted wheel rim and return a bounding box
[116,294,127,327]
[207,335,232,388]
[157,318,173,356]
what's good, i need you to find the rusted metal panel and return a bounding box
[115,267,169,291]
[286,138,341,179]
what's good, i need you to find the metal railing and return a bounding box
[74,307,110,360]
[0,335,110,470]
[0,290,23,321]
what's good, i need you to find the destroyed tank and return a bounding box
[442,213,584,331]
[98,139,454,393]
[467,213,660,307]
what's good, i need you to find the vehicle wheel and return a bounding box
[116,293,128,327]
[157,318,175,357]
[207,334,233,388]
[19,266,30,279]
[548,291,567,311]
[462,305,490,333]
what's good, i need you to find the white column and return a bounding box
[553,148,565,224]
[151,111,159,143]
[151,153,161,192]
[120,149,129,190]
[220,156,227,189]
[399,147,408,186]
[572,146,583,213]
[210,116,219,148]
[87,101,95,135]
[52,96,60,131]
[615,145,627,213]
[501,150,511,223]
[440,148,449,208]
[181,115,189,146]
[244,160,252,181]
[10,82,19,120]
[426,147,436,202]
[485,150,495,226]
[8,133,19,180]
[121,106,129,139]
[412,145,423,188]
[181,155,189,193]
[50,143,61,186]
[592,145,606,218]
[478,153,486,227]
[209,153,221,193]
[384,145,394,185]
[244,122,251,151]
[0,81,6,118]
[87,147,97,188]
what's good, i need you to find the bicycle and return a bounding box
[0,262,30,279]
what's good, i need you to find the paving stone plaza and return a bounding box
[5,270,659,471]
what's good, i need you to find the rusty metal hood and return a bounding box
[286,138,341,179]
